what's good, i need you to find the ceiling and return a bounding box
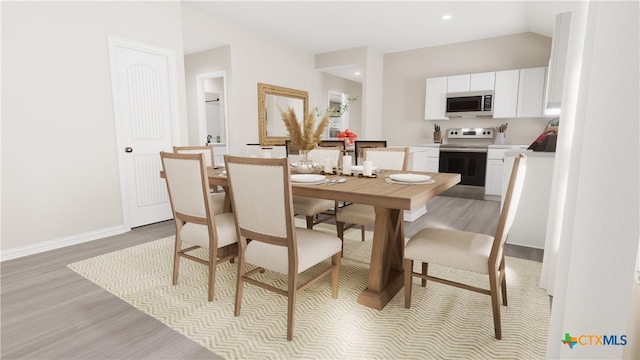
[181,1,574,82]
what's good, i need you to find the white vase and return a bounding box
[495,133,506,145]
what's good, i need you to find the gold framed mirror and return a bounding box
[258,82,308,146]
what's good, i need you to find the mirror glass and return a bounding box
[258,83,308,146]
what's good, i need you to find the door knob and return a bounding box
[124,147,133,153]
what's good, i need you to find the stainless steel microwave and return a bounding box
[445,90,494,117]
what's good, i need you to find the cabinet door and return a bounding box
[447,74,470,93]
[485,159,504,196]
[493,70,520,118]
[470,72,496,91]
[426,157,439,173]
[517,67,547,117]
[424,77,448,120]
[545,11,572,111]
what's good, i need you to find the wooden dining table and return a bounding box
[197,165,461,310]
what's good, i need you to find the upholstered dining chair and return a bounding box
[403,153,527,340]
[173,146,225,210]
[224,155,342,341]
[160,152,238,302]
[293,147,343,229]
[335,147,409,243]
[354,140,387,165]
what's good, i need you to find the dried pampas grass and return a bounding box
[281,107,329,151]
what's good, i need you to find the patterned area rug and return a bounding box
[68,222,549,359]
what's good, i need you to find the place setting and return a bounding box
[385,173,435,185]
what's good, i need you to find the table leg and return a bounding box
[357,206,405,310]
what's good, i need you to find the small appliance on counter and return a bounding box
[528,117,559,152]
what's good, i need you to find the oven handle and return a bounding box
[440,148,488,153]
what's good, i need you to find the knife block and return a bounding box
[433,131,442,144]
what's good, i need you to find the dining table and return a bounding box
[163,165,460,310]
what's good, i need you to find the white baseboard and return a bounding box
[404,205,427,222]
[1,225,129,262]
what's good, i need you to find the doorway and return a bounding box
[197,71,229,165]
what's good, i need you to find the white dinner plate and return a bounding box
[389,174,432,183]
[291,174,326,183]
[350,165,379,172]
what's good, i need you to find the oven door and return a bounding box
[439,150,487,186]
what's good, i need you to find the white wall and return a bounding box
[382,32,552,146]
[1,2,187,257]
[546,1,639,358]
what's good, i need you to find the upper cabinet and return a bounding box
[446,72,495,93]
[424,77,448,120]
[545,11,572,113]
[493,70,520,118]
[424,67,547,120]
[469,72,496,91]
[517,67,547,117]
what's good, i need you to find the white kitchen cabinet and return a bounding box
[502,150,555,249]
[425,146,440,172]
[492,69,520,118]
[470,72,496,91]
[545,11,572,112]
[446,74,470,93]
[447,72,495,92]
[484,146,526,201]
[516,67,547,117]
[407,147,429,172]
[424,77,448,120]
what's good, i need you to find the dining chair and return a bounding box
[335,147,409,243]
[173,145,225,205]
[224,155,341,341]
[354,140,387,165]
[160,152,238,302]
[318,139,346,151]
[403,153,527,340]
[293,146,343,229]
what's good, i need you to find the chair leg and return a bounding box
[208,246,217,302]
[403,259,413,308]
[331,253,340,299]
[360,225,365,241]
[286,272,298,341]
[305,216,314,229]
[421,263,428,287]
[234,255,246,317]
[500,257,508,306]
[172,234,182,286]
[336,221,345,241]
[489,270,503,340]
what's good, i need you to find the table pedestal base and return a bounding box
[357,270,404,310]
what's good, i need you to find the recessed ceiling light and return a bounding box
[354,72,361,76]
[442,14,452,20]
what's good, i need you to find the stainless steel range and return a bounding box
[439,128,494,186]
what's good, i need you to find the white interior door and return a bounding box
[109,38,176,228]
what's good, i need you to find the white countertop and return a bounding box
[505,149,556,158]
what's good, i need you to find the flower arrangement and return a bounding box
[337,129,358,146]
[280,107,329,151]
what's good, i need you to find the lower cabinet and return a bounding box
[484,146,526,201]
[502,150,555,249]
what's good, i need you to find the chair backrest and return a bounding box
[224,155,296,252]
[285,140,300,156]
[319,140,346,152]
[364,147,409,171]
[173,146,215,167]
[307,147,343,169]
[161,151,216,231]
[491,154,527,261]
[355,140,387,164]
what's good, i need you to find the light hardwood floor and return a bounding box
[1,191,543,359]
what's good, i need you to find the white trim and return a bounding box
[404,205,427,222]
[0,225,129,262]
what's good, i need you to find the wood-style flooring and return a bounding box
[1,189,543,359]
